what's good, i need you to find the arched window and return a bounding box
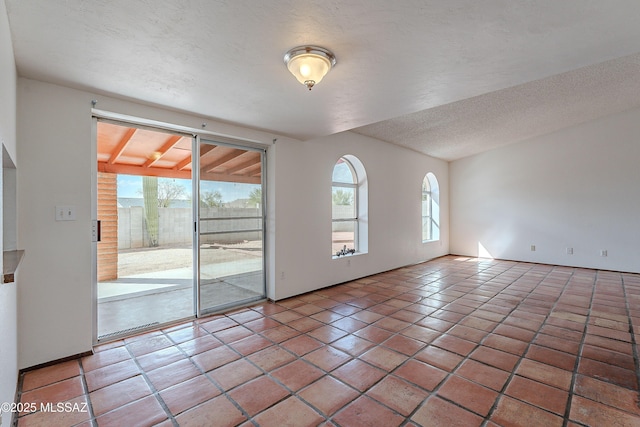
[422,172,440,242]
[332,156,367,257]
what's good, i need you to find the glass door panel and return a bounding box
[198,140,265,314]
[96,121,194,340]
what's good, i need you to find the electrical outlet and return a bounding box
[280,271,285,280]
[601,250,608,257]
[566,247,573,255]
[530,245,536,252]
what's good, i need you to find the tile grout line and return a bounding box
[248,293,417,423]
[324,271,457,424]
[296,275,433,425]
[560,269,598,427]
[481,264,578,426]
[619,273,640,404]
[344,267,482,423]
[188,307,366,425]
[322,266,467,426]
[206,302,373,424]
[165,322,248,422]
[76,358,98,427]
[293,266,460,422]
[218,315,288,427]
[14,359,96,426]
[399,260,546,424]
[270,303,395,425]
[293,262,490,425]
[121,336,178,426]
[168,317,275,420]
[473,265,568,424]
[169,318,279,426]
[9,371,26,427]
[237,316,336,425]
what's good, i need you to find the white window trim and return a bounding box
[422,172,440,243]
[332,155,368,258]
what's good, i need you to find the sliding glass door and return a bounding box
[95,121,266,341]
[197,139,266,315]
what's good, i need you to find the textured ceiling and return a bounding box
[5,1,640,160]
[354,53,640,161]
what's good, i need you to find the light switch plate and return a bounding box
[55,205,76,221]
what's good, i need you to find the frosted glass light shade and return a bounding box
[284,46,336,90]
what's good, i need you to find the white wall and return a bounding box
[17,80,95,369]
[450,107,640,273]
[0,0,18,416]
[16,77,449,367]
[272,132,449,299]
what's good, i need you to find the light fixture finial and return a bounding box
[284,46,336,90]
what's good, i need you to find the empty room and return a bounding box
[1,1,640,426]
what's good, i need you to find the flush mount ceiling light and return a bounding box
[284,46,336,90]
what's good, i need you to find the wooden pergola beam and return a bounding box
[202,148,245,173]
[174,155,192,171]
[143,135,183,168]
[224,156,260,175]
[99,162,191,179]
[174,144,218,171]
[107,128,137,165]
[98,162,260,184]
[242,162,262,177]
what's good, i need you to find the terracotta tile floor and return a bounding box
[14,256,640,426]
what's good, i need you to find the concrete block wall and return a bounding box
[117,207,262,249]
[117,207,146,249]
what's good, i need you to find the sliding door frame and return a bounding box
[91,110,268,344]
[194,136,267,317]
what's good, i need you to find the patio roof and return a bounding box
[97,121,261,184]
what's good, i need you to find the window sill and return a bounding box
[332,251,366,260]
[3,250,25,284]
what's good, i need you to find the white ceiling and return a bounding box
[5,1,640,161]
